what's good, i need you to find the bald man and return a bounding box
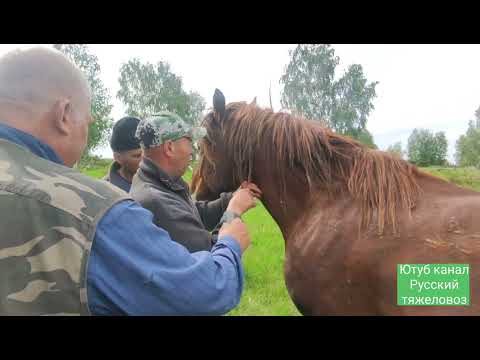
[0,47,251,315]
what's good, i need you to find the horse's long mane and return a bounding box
[201,101,422,234]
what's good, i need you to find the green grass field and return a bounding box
[420,166,480,192]
[82,161,480,316]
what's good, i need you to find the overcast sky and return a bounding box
[1,44,479,162]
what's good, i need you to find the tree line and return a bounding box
[386,109,480,168]
[54,44,479,168]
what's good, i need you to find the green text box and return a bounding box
[397,264,470,306]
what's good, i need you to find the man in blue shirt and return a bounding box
[0,46,253,315]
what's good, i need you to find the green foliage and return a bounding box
[53,44,113,156]
[407,128,448,166]
[117,58,206,125]
[455,107,480,168]
[280,44,378,143]
[387,141,405,158]
[355,128,377,149]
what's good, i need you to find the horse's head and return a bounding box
[191,89,258,201]
[191,154,223,201]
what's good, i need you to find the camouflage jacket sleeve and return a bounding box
[194,192,233,231]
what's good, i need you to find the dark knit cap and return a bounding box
[110,116,141,152]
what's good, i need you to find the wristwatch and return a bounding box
[212,211,242,236]
[219,210,241,225]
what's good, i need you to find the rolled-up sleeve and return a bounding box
[87,200,244,316]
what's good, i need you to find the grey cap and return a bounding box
[135,111,206,149]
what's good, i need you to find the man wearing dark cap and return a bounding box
[105,116,142,192]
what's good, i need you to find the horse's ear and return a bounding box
[213,88,226,121]
[251,97,257,105]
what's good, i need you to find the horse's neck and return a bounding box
[252,159,316,241]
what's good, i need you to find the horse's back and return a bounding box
[284,190,480,315]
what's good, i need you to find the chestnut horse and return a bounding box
[191,89,480,315]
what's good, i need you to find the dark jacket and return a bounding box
[130,157,233,252]
[104,161,131,193]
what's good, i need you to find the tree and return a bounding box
[386,141,405,159]
[183,91,207,126]
[280,44,378,143]
[455,107,480,168]
[433,131,448,165]
[53,44,113,157]
[407,129,448,167]
[356,129,377,149]
[476,105,480,129]
[117,58,206,125]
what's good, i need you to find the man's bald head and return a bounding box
[0,46,91,114]
[0,46,95,167]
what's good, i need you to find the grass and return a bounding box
[81,167,109,179]
[420,166,480,192]
[228,202,300,315]
[79,158,111,179]
[81,161,479,316]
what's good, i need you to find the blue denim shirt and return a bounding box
[0,123,244,315]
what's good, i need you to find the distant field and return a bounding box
[420,166,480,192]
[80,158,111,179]
[82,160,480,316]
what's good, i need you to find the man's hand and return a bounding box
[227,181,262,216]
[227,188,257,216]
[239,181,262,199]
[219,218,251,253]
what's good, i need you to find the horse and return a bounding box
[191,89,480,315]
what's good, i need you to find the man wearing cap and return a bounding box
[105,116,142,192]
[131,111,262,252]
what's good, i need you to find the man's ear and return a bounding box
[113,152,122,164]
[52,98,73,136]
[163,141,175,158]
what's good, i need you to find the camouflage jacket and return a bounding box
[0,139,129,315]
